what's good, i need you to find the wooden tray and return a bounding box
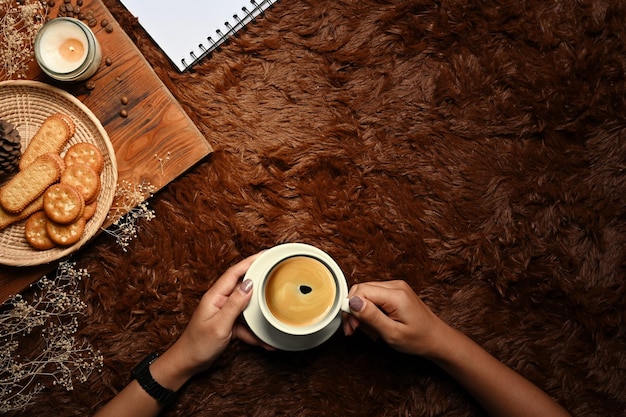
[0,0,211,302]
[0,80,118,266]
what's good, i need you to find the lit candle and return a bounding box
[35,18,101,82]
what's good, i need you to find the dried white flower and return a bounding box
[104,180,157,251]
[0,262,103,413]
[0,0,49,80]
[155,152,171,175]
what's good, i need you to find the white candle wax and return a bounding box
[37,19,89,73]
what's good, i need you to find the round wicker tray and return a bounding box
[0,80,117,266]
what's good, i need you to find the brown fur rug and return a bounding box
[7,0,626,415]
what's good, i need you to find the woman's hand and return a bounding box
[94,252,271,417]
[343,280,572,417]
[161,252,273,386]
[343,280,446,357]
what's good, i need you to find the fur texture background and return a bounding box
[8,0,626,415]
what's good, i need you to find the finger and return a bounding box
[349,280,407,296]
[233,325,276,351]
[342,312,358,336]
[342,319,352,336]
[198,252,265,317]
[347,282,409,336]
[349,315,360,330]
[350,283,412,317]
[207,252,264,298]
[212,279,254,328]
[348,295,398,336]
[351,284,397,307]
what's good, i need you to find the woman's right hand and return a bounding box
[344,280,572,417]
[343,280,446,357]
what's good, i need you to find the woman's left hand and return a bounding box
[158,252,273,388]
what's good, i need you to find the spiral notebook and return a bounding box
[120,0,278,72]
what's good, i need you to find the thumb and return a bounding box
[215,279,254,325]
[348,295,395,336]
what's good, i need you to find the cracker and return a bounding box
[24,211,56,250]
[82,201,98,221]
[64,142,104,174]
[46,216,86,246]
[19,113,75,170]
[60,163,101,204]
[43,183,85,224]
[56,113,76,137]
[0,153,64,213]
[0,194,44,230]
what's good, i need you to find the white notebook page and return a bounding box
[120,0,275,71]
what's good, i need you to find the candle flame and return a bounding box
[58,38,85,62]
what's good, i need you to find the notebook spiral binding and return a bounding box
[180,0,278,71]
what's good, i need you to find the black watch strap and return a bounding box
[132,352,178,407]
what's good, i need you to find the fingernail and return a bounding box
[349,296,364,312]
[240,279,253,294]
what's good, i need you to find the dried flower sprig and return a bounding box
[0,261,103,413]
[155,152,171,175]
[0,0,49,80]
[104,180,156,251]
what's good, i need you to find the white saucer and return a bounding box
[242,243,346,351]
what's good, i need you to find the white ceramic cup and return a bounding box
[245,243,350,337]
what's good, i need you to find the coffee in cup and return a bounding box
[243,243,350,348]
[264,255,337,327]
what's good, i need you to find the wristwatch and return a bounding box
[131,352,179,407]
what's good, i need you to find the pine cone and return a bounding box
[0,119,22,179]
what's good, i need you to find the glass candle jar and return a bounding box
[34,17,102,82]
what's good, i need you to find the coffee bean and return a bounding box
[77,0,83,5]
[47,0,55,7]
[105,23,114,33]
[120,96,129,105]
[120,109,128,118]
[100,19,108,27]
[85,81,96,90]
[105,57,112,66]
